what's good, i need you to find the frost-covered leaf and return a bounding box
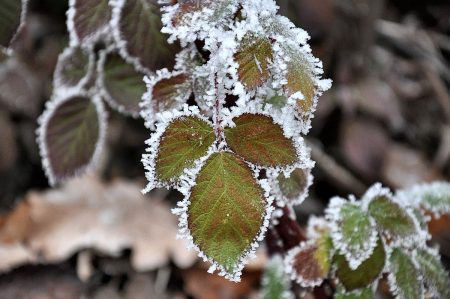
[335,286,374,299]
[418,182,450,215]
[97,50,146,117]
[68,0,112,45]
[54,46,94,89]
[234,35,273,91]
[151,72,192,114]
[224,114,297,167]
[398,182,450,216]
[278,168,310,200]
[327,198,378,269]
[415,249,450,299]
[285,233,332,287]
[155,116,215,183]
[368,195,417,239]
[112,0,176,72]
[38,94,106,185]
[388,248,423,299]
[167,0,237,35]
[0,0,26,47]
[264,95,287,109]
[262,255,293,299]
[188,152,266,278]
[335,238,385,291]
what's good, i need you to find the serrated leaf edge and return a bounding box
[326,197,379,270]
[37,89,108,186]
[361,183,427,246]
[96,46,147,118]
[386,247,425,299]
[225,103,315,172]
[172,149,274,282]
[141,104,216,192]
[266,167,313,208]
[284,239,328,287]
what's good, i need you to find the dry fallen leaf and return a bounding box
[0,175,196,273]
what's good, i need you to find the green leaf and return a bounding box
[234,35,273,90]
[415,249,450,299]
[224,114,297,167]
[188,152,266,275]
[335,286,374,299]
[329,199,378,269]
[98,51,146,117]
[388,248,423,299]
[114,0,177,72]
[54,46,93,89]
[39,95,105,185]
[155,116,215,183]
[368,195,416,239]
[262,256,292,299]
[335,238,385,291]
[151,73,192,113]
[284,51,316,115]
[287,234,332,287]
[0,0,24,47]
[278,168,310,200]
[69,0,112,44]
[405,182,450,215]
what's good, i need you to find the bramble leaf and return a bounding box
[38,95,106,185]
[68,0,112,45]
[0,0,24,48]
[284,52,316,115]
[335,238,385,291]
[368,195,417,239]
[415,249,450,299]
[170,0,236,29]
[388,248,423,299]
[113,0,176,72]
[335,287,374,299]
[151,73,192,113]
[286,234,332,287]
[420,182,450,215]
[188,152,266,276]
[98,51,146,117]
[234,35,273,91]
[54,46,94,89]
[155,116,215,183]
[278,168,310,200]
[224,114,297,167]
[262,256,293,299]
[328,199,378,269]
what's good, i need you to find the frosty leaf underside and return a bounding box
[69,0,112,44]
[39,95,105,185]
[98,50,147,117]
[114,0,176,71]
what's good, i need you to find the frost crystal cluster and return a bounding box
[140,0,330,281]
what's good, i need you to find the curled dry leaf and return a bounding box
[0,176,197,272]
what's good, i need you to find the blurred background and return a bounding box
[0,0,449,298]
